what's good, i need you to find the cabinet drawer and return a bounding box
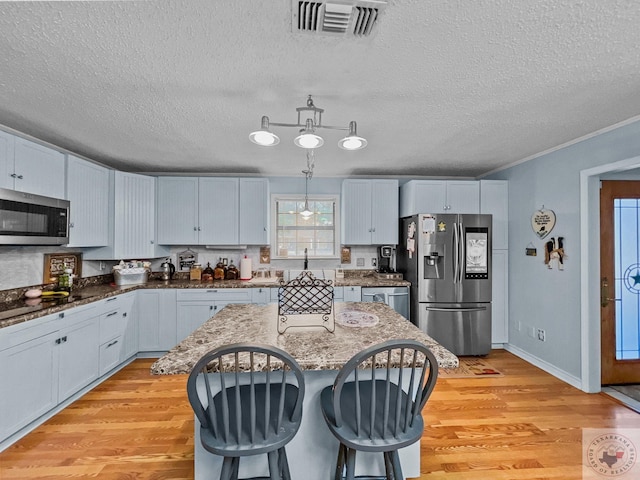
[99,309,126,344]
[176,289,252,302]
[0,314,59,352]
[99,336,123,376]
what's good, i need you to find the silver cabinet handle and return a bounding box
[106,311,118,317]
[107,339,119,348]
[425,306,487,312]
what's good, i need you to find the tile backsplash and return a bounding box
[0,245,385,291]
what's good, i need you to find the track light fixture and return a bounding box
[249,95,367,151]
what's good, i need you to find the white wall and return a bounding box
[488,119,640,384]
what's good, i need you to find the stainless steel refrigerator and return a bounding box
[397,213,492,355]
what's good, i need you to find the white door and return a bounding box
[157,176,200,245]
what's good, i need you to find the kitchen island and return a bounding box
[152,302,457,480]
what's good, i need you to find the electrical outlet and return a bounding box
[356,258,365,267]
[537,328,546,342]
[371,258,377,267]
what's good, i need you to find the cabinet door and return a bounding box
[239,178,269,245]
[58,316,100,401]
[370,180,398,244]
[480,180,508,250]
[13,137,66,199]
[343,286,362,302]
[409,180,447,214]
[114,172,156,258]
[341,179,373,245]
[251,287,271,305]
[176,302,215,342]
[491,250,508,344]
[199,178,239,245]
[0,130,14,190]
[157,176,199,245]
[0,330,59,442]
[137,290,177,351]
[66,155,110,247]
[446,181,480,214]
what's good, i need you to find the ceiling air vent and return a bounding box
[292,0,387,38]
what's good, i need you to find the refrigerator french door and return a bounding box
[397,213,492,355]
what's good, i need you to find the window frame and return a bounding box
[270,193,341,260]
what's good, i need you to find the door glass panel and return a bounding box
[613,198,640,360]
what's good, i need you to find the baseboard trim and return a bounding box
[504,344,583,391]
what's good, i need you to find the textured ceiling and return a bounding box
[1,0,640,178]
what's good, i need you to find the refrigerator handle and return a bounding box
[453,222,459,283]
[425,306,487,312]
[458,221,465,283]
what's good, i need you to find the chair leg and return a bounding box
[334,443,346,480]
[278,447,292,480]
[383,451,395,480]
[344,447,357,480]
[231,457,240,480]
[267,450,280,480]
[220,457,235,480]
[389,450,403,480]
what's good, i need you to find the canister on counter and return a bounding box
[202,262,215,282]
[190,263,202,281]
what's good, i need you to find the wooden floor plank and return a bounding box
[1,350,639,479]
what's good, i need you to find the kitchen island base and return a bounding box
[194,369,420,480]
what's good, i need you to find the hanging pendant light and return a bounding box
[300,172,313,219]
[249,95,365,150]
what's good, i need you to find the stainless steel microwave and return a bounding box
[0,187,69,245]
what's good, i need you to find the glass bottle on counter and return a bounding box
[58,266,73,292]
[213,259,226,280]
[190,263,202,281]
[225,260,239,280]
[202,262,215,282]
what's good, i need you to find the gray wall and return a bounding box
[488,119,640,381]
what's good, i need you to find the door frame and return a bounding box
[580,155,640,392]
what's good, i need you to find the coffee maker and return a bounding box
[377,245,394,273]
[160,258,175,281]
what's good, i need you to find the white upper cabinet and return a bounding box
[0,132,66,199]
[342,179,399,245]
[239,177,269,245]
[84,171,167,259]
[66,155,110,247]
[157,177,268,246]
[480,180,508,250]
[199,177,239,245]
[399,180,480,217]
[156,177,200,245]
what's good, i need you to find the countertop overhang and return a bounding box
[151,302,459,374]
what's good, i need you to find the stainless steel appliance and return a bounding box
[0,187,69,245]
[160,258,176,281]
[361,287,409,320]
[397,213,492,355]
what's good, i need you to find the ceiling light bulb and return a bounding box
[295,132,324,149]
[249,116,280,146]
[338,121,367,150]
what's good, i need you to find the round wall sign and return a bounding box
[531,209,556,239]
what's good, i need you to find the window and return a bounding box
[272,195,340,259]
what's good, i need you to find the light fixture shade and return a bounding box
[294,118,324,149]
[338,121,367,150]
[249,116,280,146]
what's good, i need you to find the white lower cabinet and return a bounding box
[137,289,177,352]
[0,303,100,443]
[98,292,137,375]
[491,250,509,344]
[176,289,252,342]
[0,324,59,442]
[343,286,362,302]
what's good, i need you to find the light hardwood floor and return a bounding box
[1,350,639,479]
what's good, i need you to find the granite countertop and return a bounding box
[0,274,410,330]
[150,302,459,374]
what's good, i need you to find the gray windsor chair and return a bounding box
[187,343,305,480]
[320,339,438,480]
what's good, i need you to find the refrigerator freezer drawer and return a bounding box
[418,303,491,356]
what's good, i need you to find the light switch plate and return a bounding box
[356,258,365,266]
